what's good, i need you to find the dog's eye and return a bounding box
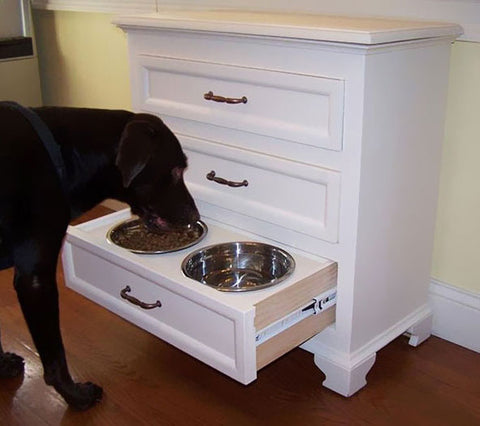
[131,183,154,200]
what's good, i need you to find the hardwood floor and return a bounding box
[0,206,479,425]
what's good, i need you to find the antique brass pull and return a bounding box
[120,286,162,310]
[204,91,247,104]
[206,170,248,188]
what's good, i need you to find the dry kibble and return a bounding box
[109,219,202,252]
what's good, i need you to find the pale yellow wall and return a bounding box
[32,10,131,109]
[31,10,480,294]
[432,41,480,293]
[0,57,43,106]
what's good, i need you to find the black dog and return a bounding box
[0,103,199,410]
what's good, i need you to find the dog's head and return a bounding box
[115,113,199,231]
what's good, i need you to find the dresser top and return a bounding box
[114,10,462,45]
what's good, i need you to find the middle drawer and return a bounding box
[182,136,341,244]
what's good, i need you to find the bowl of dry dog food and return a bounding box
[181,241,295,292]
[107,217,208,254]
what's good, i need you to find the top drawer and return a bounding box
[137,55,345,152]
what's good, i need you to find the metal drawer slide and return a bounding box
[255,288,337,346]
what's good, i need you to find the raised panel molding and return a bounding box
[31,0,479,42]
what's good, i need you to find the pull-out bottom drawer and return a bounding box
[62,209,337,384]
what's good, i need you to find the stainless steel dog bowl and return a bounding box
[107,218,208,254]
[181,241,295,292]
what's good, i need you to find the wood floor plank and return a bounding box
[0,205,478,425]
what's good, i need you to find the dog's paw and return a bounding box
[62,381,103,411]
[0,352,25,378]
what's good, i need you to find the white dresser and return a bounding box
[62,11,462,397]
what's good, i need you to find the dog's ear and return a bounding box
[116,120,155,187]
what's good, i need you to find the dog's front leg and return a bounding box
[14,268,102,410]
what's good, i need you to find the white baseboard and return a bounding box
[429,279,480,353]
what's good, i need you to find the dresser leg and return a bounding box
[313,352,376,397]
[407,312,433,347]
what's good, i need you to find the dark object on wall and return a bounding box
[0,36,33,59]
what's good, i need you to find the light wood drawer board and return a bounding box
[256,306,335,370]
[254,262,337,330]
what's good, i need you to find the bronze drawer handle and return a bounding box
[206,170,248,188]
[120,285,162,310]
[204,91,247,104]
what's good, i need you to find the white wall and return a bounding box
[0,0,26,37]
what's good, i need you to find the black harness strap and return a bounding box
[0,101,68,270]
[0,101,67,193]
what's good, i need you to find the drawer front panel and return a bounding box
[138,55,344,151]
[183,138,341,243]
[69,246,240,367]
